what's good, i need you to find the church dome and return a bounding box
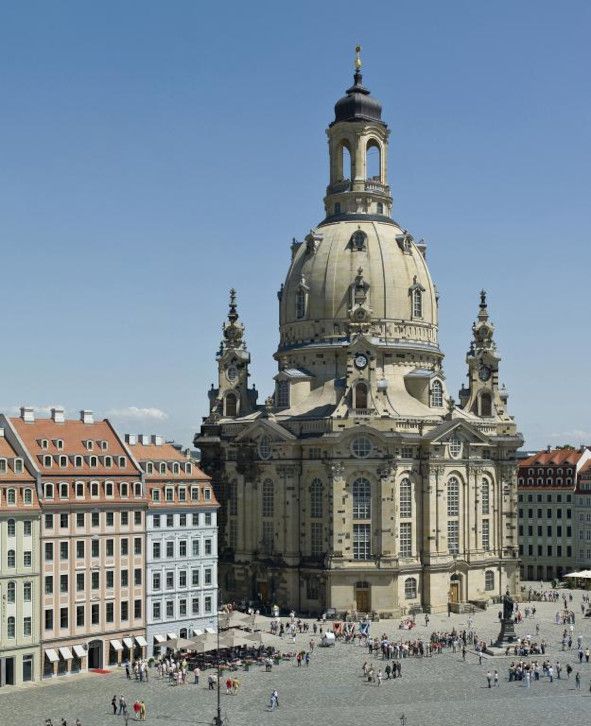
[332,70,384,126]
[278,218,439,355]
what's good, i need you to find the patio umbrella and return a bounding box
[191,633,220,653]
[167,636,197,650]
[219,611,255,630]
[218,630,252,649]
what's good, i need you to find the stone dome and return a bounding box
[278,218,440,356]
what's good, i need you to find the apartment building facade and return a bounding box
[517,447,591,581]
[0,427,41,687]
[128,435,218,658]
[3,407,148,676]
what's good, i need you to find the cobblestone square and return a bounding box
[2,592,591,726]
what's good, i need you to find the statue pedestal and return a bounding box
[485,617,517,656]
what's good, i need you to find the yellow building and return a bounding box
[196,53,522,616]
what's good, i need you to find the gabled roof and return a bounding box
[519,448,583,468]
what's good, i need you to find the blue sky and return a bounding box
[1,1,590,450]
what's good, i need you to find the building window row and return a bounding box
[43,480,142,500]
[152,595,212,620]
[44,510,142,530]
[0,487,33,506]
[151,538,213,560]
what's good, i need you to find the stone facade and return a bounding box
[196,57,523,617]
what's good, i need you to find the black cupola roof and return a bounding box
[332,69,384,126]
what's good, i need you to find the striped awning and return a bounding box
[59,647,73,660]
[153,634,167,643]
[135,636,148,647]
[45,649,59,663]
[192,628,204,637]
[110,639,123,651]
[123,637,134,648]
[73,645,86,658]
[166,632,177,641]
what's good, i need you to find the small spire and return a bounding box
[353,44,363,86]
[228,288,238,324]
[480,289,487,310]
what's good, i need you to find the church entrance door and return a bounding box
[355,582,370,613]
[258,581,269,603]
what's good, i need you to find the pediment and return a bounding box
[234,417,296,443]
[425,419,490,445]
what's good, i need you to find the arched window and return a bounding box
[224,392,237,417]
[484,570,495,591]
[7,518,16,536]
[447,477,460,517]
[258,436,272,460]
[310,478,323,518]
[366,140,381,180]
[262,479,274,518]
[24,488,32,504]
[7,581,16,603]
[295,288,307,319]
[7,617,15,638]
[7,549,16,567]
[480,392,492,417]
[353,477,371,520]
[412,288,422,318]
[481,480,490,515]
[353,382,368,409]
[404,577,417,600]
[339,142,352,182]
[377,202,384,214]
[400,478,412,518]
[276,380,290,408]
[431,380,443,407]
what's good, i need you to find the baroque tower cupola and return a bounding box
[324,46,392,221]
[208,289,257,419]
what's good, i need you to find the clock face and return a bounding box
[354,354,368,370]
[479,365,491,382]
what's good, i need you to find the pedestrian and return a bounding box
[493,670,499,687]
[385,664,391,679]
[462,646,466,661]
[111,695,117,715]
[548,665,554,683]
[194,666,200,685]
[125,662,131,680]
[118,696,127,715]
[377,670,383,686]
[305,652,310,667]
[486,670,492,688]
[226,677,233,695]
[139,701,146,721]
[575,672,581,689]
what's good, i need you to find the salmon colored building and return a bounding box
[4,407,148,677]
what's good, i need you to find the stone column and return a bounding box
[325,461,346,561]
[377,461,397,562]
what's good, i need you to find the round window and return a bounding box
[448,436,462,458]
[258,436,272,460]
[351,436,373,458]
[226,365,239,382]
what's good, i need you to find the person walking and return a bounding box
[486,671,492,688]
[377,670,383,686]
[139,701,146,721]
[548,665,554,683]
[118,696,127,715]
[193,666,200,685]
[575,672,581,690]
[493,670,499,687]
[111,695,117,715]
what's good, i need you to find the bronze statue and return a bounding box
[502,590,514,620]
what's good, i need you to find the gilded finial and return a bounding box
[354,45,362,70]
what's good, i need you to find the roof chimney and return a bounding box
[546,445,551,453]
[139,434,150,445]
[80,410,94,424]
[51,407,65,423]
[125,434,137,445]
[20,406,35,423]
[151,435,164,445]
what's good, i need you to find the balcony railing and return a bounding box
[364,179,390,194]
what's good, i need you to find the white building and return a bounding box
[127,435,218,657]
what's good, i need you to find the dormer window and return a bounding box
[85,440,93,451]
[409,277,424,319]
[165,487,174,502]
[100,440,108,451]
[59,455,68,467]
[55,439,64,450]
[40,439,49,450]
[145,462,153,474]
[89,455,98,467]
[74,455,83,467]
[178,487,186,502]
[430,380,443,408]
[43,455,52,467]
[191,487,199,501]
[105,481,114,497]
[159,462,166,475]
[118,456,126,467]
[59,482,68,498]
[90,481,99,497]
[134,481,142,496]
[44,482,54,499]
[172,463,180,475]
[185,463,192,474]
[14,458,23,474]
[152,488,161,502]
[120,482,128,497]
[276,380,290,409]
[0,458,6,473]
[204,488,212,501]
[104,455,113,467]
